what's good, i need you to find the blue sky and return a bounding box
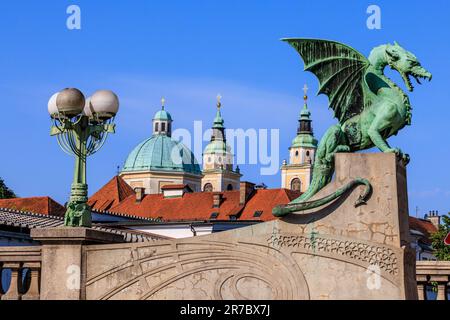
[0,0,449,218]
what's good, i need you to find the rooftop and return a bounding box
[90,184,300,222]
[0,196,65,217]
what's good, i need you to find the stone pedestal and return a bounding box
[77,153,418,300]
[31,227,123,300]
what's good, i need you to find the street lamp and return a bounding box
[48,88,119,227]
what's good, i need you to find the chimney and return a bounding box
[213,193,222,208]
[240,181,255,205]
[134,187,145,203]
[426,210,441,229]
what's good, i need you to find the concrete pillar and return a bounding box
[416,283,425,300]
[1,262,21,300]
[21,262,41,300]
[436,283,447,301]
[31,227,123,300]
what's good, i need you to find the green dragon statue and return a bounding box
[273,39,431,217]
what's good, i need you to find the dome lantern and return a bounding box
[153,97,173,136]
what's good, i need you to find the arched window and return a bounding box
[154,122,159,132]
[306,151,310,157]
[227,184,233,191]
[290,178,301,192]
[161,122,166,132]
[295,150,299,157]
[203,183,213,192]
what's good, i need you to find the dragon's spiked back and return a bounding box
[283,38,370,124]
[274,38,432,217]
[283,38,432,124]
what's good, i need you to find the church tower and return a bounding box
[281,85,318,192]
[202,95,242,192]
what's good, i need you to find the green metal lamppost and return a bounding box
[48,88,119,227]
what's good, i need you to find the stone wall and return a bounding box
[31,153,417,300]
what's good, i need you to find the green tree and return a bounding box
[430,215,450,261]
[0,177,16,199]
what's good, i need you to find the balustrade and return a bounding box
[0,247,41,300]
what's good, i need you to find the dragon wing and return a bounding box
[284,39,370,123]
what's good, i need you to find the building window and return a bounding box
[155,122,159,132]
[203,183,213,192]
[161,122,166,132]
[291,178,301,192]
[295,150,299,157]
[306,151,310,157]
[210,212,219,219]
[253,210,263,217]
[227,184,233,191]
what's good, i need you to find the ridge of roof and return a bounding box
[89,175,135,211]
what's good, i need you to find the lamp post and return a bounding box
[48,88,119,227]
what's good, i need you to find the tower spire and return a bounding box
[213,94,225,129]
[217,94,222,110]
[303,84,308,104]
[299,84,312,133]
[161,97,165,110]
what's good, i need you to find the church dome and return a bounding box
[122,135,201,175]
[291,134,318,149]
[153,109,172,121]
[204,140,230,154]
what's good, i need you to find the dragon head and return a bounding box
[385,42,432,92]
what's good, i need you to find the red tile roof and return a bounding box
[409,216,438,244]
[103,188,300,222]
[239,189,301,221]
[0,197,65,217]
[89,176,135,211]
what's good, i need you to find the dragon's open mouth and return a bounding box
[402,69,432,92]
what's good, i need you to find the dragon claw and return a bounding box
[354,196,366,207]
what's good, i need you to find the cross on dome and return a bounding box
[303,84,309,102]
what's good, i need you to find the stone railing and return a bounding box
[0,246,41,300]
[416,261,450,300]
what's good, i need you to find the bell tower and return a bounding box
[202,95,242,192]
[281,85,318,192]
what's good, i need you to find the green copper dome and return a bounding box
[122,135,201,174]
[204,140,230,154]
[290,99,318,148]
[291,134,318,148]
[153,108,172,121]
